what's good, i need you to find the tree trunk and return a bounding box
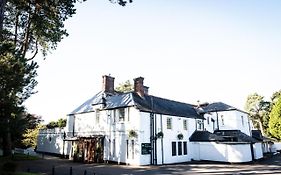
[3,118,12,156]
[258,119,265,136]
[0,0,6,39]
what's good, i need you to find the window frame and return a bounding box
[183,141,187,155]
[96,109,100,124]
[183,119,188,130]
[178,142,182,156]
[118,108,125,122]
[172,142,176,156]
[167,117,172,129]
[221,115,224,126]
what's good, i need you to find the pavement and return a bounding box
[16,153,281,175]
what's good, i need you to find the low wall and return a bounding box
[37,128,70,155]
[274,142,281,151]
[253,143,263,159]
[192,142,253,163]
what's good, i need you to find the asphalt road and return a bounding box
[17,154,281,175]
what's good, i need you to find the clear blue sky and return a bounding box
[25,0,281,123]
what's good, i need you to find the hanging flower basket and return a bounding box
[156,131,164,138]
[128,130,138,138]
[177,133,184,140]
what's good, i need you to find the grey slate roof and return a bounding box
[190,130,260,143]
[189,131,226,142]
[70,92,203,119]
[214,130,259,143]
[201,102,236,113]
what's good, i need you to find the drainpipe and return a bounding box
[215,108,219,130]
[150,112,154,165]
[154,114,157,165]
[160,114,164,165]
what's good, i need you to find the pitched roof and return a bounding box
[200,102,248,115]
[202,102,236,113]
[190,130,260,143]
[214,130,259,143]
[69,92,203,119]
[189,131,226,142]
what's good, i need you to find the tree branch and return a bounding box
[0,0,7,40]
[26,40,38,61]
[21,12,32,58]
[14,11,19,46]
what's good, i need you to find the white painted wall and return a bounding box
[37,128,70,155]
[159,115,196,164]
[273,142,281,152]
[203,110,252,136]
[104,107,144,165]
[253,143,263,159]
[191,142,253,163]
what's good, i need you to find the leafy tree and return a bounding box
[115,80,134,93]
[0,0,132,156]
[57,118,67,128]
[110,0,133,6]
[22,124,45,148]
[244,93,270,135]
[0,0,82,156]
[0,42,38,155]
[46,118,66,129]
[271,90,281,107]
[268,96,281,140]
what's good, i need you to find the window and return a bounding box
[96,110,100,124]
[167,118,172,129]
[178,142,182,156]
[197,120,204,130]
[207,116,210,125]
[113,110,116,123]
[241,116,244,126]
[127,108,130,122]
[221,115,224,125]
[183,119,188,130]
[119,108,125,122]
[132,140,135,159]
[172,142,176,156]
[183,141,187,155]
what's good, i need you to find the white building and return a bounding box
[188,102,264,163]
[37,75,266,165]
[38,75,204,165]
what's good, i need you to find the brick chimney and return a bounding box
[134,77,148,97]
[102,75,115,94]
